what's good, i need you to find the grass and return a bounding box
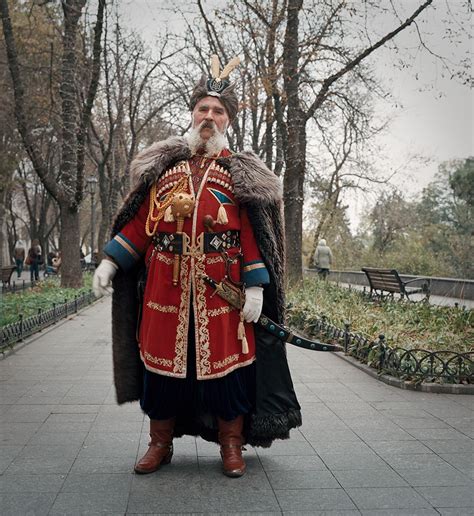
[287,278,473,354]
[0,274,93,327]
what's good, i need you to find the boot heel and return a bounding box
[162,447,173,465]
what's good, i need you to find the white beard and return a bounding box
[187,120,228,156]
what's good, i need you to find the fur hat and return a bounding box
[189,55,240,121]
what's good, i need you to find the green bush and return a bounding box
[1,275,93,326]
[287,278,473,353]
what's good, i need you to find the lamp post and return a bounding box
[86,177,98,267]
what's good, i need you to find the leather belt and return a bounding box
[153,230,240,255]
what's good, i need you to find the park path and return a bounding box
[0,298,472,515]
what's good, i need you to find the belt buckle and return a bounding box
[182,233,204,257]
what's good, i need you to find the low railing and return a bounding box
[1,290,96,353]
[290,313,474,385]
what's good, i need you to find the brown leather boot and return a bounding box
[218,415,246,477]
[134,418,174,474]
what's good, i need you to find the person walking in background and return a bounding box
[27,239,41,282]
[13,240,25,278]
[313,238,333,280]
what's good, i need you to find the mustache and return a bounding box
[200,120,215,130]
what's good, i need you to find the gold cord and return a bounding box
[145,175,189,237]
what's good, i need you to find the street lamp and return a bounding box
[85,177,99,266]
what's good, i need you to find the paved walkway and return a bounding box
[1,299,473,515]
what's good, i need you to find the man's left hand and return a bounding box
[242,286,263,323]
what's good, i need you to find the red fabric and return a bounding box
[119,150,265,379]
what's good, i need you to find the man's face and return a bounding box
[192,97,230,141]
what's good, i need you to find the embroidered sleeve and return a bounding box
[240,207,270,287]
[104,191,152,271]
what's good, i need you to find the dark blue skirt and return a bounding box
[140,307,255,422]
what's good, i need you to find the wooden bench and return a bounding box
[362,267,431,301]
[1,265,17,288]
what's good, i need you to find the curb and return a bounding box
[334,351,474,395]
[0,296,104,359]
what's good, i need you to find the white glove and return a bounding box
[242,286,264,323]
[92,259,118,298]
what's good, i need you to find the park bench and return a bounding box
[1,265,17,289]
[362,267,431,301]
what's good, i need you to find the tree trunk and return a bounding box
[59,205,82,288]
[283,0,304,284]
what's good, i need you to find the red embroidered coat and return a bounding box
[104,150,269,380]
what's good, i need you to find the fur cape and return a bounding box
[110,136,301,447]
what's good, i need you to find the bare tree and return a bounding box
[1,0,105,287]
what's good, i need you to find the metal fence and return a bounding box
[1,290,96,353]
[301,314,473,384]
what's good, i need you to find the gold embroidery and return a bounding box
[144,351,173,368]
[146,301,178,313]
[208,305,234,317]
[243,262,266,272]
[206,255,224,265]
[115,235,139,259]
[194,255,211,376]
[173,255,190,375]
[213,353,239,370]
[155,253,173,265]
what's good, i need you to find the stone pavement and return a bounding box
[0,298,472,516]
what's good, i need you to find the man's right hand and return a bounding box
[92,259,118,298]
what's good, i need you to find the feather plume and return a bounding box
[210,54,220,79]
[219,56,240,79]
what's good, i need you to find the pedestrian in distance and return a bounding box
[93,55,301,478]
[313,238,333,280]
[13,240,25,278]
[27,239,41,282]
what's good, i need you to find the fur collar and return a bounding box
[130,136,282,205]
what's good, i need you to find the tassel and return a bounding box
[238,314,249,354]
[216,204,228,225]
[164,205,174,222]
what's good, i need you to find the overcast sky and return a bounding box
[118,0,472,227]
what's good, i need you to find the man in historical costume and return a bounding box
[93,56,301,478]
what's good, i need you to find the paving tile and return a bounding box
[69,454,134,474]
[283,512,361,516]
[437,509,474,515]
[388,417,450,430]
[383,453,451,471]
[259,454,328,471]
[303,429,362,442]
[0,473,66,493]
[310,440,372,455]
[61,472,132,492]
[204,487,281,513]
[352,428,415,441]
[267,468,339,489]
[366,440,432,456]
[5,455,76,474]
[127,485,203,513]
[256,440,316,456]
[347,487,431,510]
[415,486,474,508]
[0,492,56,516]
[1,404,55,423]
[333,468,408,488]
[360,510,438,515]
[421,440,473,454]
[27,430,87,446]
[275,488,357,512]
[439,453,474,477]
[396,465,472,487]
[16,443,82,459]
[407,428,472,440]
[49,490,129,515]
[318,451,387,470]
